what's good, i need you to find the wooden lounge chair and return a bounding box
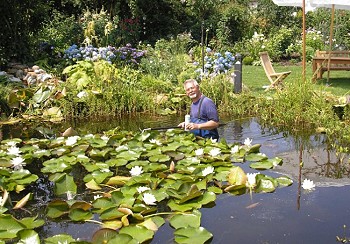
[260,52,291,91]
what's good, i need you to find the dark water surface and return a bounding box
[2,115,350,243]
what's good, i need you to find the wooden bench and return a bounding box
[312,50,350,79]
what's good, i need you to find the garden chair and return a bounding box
[260,52,291,91]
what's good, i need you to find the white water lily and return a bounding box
[143,193,157,205]
[11,156,26,170]
[65,136,80,146]
[6,141,17,147]
[210,138,217,143]
[244,138,253,147]
[209,148,221,157]
[202,166,215,176]
[130,166,143,176]
[137,186,151,193]
[195,148,204,156]
[302,179,315,190]
[231,145,239,154]
[246,173,260,188]
[93,195,102,200]
[7,146,21,156]
[149,139,162,146]
[189,157,200,163]
[101,135,109,142]
[77,91,87,98]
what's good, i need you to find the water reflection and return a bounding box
[1,115,350,243]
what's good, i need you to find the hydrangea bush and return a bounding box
[64,43,146,66]
[196,48,236,79]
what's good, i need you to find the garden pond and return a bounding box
[1,114,350,243]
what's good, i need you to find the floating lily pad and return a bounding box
[174,226,213,244]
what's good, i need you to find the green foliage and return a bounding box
[265,26,296,61]
[242,56,254,65]
[80,8,120,47]
[61,60,157,117]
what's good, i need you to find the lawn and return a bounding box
[242,64,350,96]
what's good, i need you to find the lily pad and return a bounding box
[174,226,213,244]
[119,225,154,243]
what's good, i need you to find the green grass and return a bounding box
[242,64,350,96]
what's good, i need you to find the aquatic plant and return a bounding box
[0,128,292,243]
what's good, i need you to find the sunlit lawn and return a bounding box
[242,64,350,96]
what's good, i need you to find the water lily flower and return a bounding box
[143,193,157,205]
[195,148,204,156]
[137,186,151,193]
[209,148,221,157]
[202,166,215,176]
[7,146,21,156]
[246,173,260,188]
[65,136,80,146]
[93,195,102,200]
[244,138,253,147]
[302,179,315,190]
[149,139,162,146]
[231,145,239,154]
[101,135,109,142]
[77,91,87,98]
[130,166,143,176]
[11,156,26,170]
[6,141,17,147]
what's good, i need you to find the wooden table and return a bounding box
[312,56,350,79]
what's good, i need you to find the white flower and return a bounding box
[6,141,17,147]
[143,193,157,205]
[65,136,80,146]
[244,138,253,147]
[77,91,87,98]
[195,148,204,156]
[149,139,162,146]
[302,179,315,190]
[130,166,143,176]
[210,138,217,143]
[246,173,259,188]
[231,145,239,154]
[202,166,215,176]
[188,157,200,163]
[7,146,21,156]
[101,135,109,142]
[11,156,26,170]
[209,148,221,157]
[137,186,151,193]
[93,195,102,200]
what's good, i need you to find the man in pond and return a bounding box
[178,79,220,140]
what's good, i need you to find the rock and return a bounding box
[15,69,24,79]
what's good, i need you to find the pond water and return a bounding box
[2,115,350,243]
